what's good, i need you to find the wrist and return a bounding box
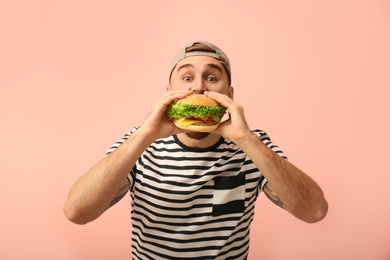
[131,127,157,147]
[232,130,259,148]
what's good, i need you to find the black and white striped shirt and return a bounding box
[106,128,287,259]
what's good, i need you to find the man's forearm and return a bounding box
[63,129,153,224]
[236,133,328,223]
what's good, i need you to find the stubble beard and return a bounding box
[185,132,210,140]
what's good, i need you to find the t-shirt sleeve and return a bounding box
[254,130,288,191]
[104,127,139,188]
[256,130,288,160]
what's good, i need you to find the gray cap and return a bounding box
[170,41,231,83]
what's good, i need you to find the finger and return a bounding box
[158,90,193,108]
[204,91,234,108]
[151,91,190,115]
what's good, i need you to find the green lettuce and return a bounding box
[167,103,226,122]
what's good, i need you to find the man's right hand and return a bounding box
[138,89,193,140]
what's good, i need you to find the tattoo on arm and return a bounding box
[109,183,130,207]
[264,184,284,208]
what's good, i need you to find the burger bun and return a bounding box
[173,120,219,133]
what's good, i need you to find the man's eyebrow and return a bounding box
[176,63,223,74]
[177,64,194,73]
[206,63,223,73]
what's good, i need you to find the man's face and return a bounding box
[169,56,232,97]
[168,56,233,140]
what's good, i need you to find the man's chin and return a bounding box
[185,132,210,140]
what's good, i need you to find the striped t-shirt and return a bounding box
[106,128,287,260]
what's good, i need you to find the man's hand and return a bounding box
[204,91,252,142]
[138,90,193,140]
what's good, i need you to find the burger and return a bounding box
[167,94,227,132]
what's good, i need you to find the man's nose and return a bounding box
[189,78,207,93]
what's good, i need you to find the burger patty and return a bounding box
[192,121,218,126]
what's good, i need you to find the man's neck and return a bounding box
[176,133,222,149]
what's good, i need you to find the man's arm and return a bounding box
[238,134,328,223]
[63,129,153,224]
[63,90,193,225]
[263,182,284,208]
[206,91,328,223]
[109,182,131,207]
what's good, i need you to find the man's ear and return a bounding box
[228,86,234,99]
[166,85,171,92]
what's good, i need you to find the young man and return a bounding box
[64,41,328,259]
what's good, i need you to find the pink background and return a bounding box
[1,1,389,259]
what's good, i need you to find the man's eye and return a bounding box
[183,76,192,81]
[207,76,217,82]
